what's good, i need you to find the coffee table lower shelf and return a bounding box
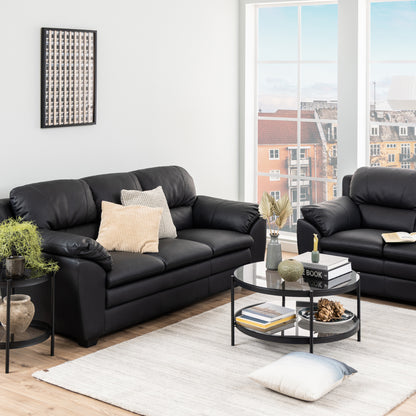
[234,306,360,346]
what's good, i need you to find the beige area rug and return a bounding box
[33,294,416,416]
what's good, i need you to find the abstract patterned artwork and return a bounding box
[41,28,96,128]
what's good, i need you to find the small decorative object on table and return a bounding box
[0,294,35,334]
[311,233,320,263]
[315,298,345,322]
[258,192,292,270]
[278,259,304,282]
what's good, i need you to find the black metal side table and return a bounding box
[0,271,55,373]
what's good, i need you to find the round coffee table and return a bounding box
[231,262,361,353]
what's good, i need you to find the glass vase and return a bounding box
[265,234,282,270]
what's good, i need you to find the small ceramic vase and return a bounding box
[265,234,282,270]
[278,259,304,282]
[0,294,35,334]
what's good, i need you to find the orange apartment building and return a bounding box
[257,110,326,230]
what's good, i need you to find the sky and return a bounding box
[258,1,416,113]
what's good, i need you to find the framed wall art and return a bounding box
[41,28,97,128]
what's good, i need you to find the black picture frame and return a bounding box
[41,28,97,128]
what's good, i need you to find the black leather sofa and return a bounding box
[1,166,266,346]
[297,166,416,305]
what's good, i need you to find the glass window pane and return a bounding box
[301,4,337,61]
[258,63,297,114]
[301,63,337,105]
[258,6,298,61]
[370,63,416,111]
[371,1,416,61]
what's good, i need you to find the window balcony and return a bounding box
[289,178,310,187]
[289,158,310,166]
[292,200,311,207]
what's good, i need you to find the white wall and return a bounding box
[0,0,239,199]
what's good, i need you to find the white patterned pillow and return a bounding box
[249,352,357,401]
[121,187,177,239]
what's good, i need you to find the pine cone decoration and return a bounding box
[318,298,332,310]
[332,301,345,319]
[315,306,332,322]
[315,298,345,322]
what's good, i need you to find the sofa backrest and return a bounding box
[7,166,196,236]
[350,166,416,232]
[10,179,98,233]
[132,166,196,230]
[83,172,142,213]
[0,199,13,222]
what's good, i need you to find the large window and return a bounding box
[257,2,338,233]
[369,1,416,169]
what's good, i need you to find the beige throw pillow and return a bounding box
[121,186,177,239]
[96,201,162,253]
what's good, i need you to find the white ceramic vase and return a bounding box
[0,294,35,334]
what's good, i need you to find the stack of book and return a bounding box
[292,252,352,288]
[236,303,296,333]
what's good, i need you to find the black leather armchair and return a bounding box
[3,166,266,346]
[297,166,416,304]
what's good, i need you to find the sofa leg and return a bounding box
[78,337,99,348]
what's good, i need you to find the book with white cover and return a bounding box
[242,303,295,323]
[293,252,349,271]
[303,262,352,280]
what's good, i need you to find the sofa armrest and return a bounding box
[192,195,260,233]
[300,196,361,237]
[40,229,113,271]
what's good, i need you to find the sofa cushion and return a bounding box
[384,260,416,283]
[149,238,212,271]
[320,229,386,258]
[121,187,177,239]
[359,205,416,233]
[350,166,416,209]
[10,179,96,230]
[301,196,361,237]
[106,261,211,307]
[96,202,162,253]
[106,252,166,288]
[177,229,254,257]
[83,172,142,214]
[384,243,416,265]
[132,166,196,208]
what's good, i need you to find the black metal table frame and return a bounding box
[231,272,361,353]
[0,273,55,373]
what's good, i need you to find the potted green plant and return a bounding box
[258,192,292,270]
[0,218,59,278]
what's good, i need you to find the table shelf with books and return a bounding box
[231,261,361,353]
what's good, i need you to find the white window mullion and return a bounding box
[337,0,369,192]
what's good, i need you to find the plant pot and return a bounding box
[278,259,304,282]
[265,234,282,270]
[0,294,35,334]
[5,256,25,277]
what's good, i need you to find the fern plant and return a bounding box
[258,192,292,237]
[0,218,59,278]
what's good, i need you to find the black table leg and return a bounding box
[5,279,11,373]
[51,272,55,356]
[231,275,235,346]
[309,293,314,354]
[357,279,361,342]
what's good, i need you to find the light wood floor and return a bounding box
[0,277,415,415]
